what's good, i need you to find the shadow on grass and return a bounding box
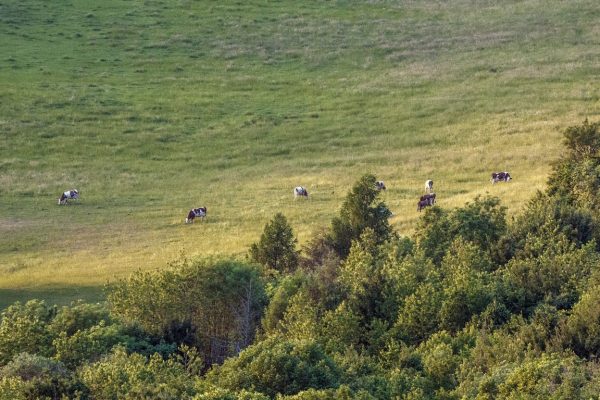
[0,285,106,310]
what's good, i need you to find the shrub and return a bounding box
[79,345,196,400]
[329,174,392,259]
[108,259,267,365]
[249,213,300,274]
[557,285,600,358]
[0,300,56,365]
[0,353,79,400]
[415,196,506,265]
[206,338,341,398]
[52,322,129,369]
[48,301,111,337]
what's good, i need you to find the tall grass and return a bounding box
[1,0,599,308]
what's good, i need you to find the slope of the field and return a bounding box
[1,0,599,307]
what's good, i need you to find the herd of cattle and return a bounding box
[57,172,512,221]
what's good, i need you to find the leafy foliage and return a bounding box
[329,174,393,259]
[494,192,599,265]
[108,259,267,364]
[79,346,196,400]
[547,120,600,209]
[206,338,341,398]
[0,353,78,400]
[415,196,506,265]
[250,213,300,274]
[558,285,600,358]
[0,300,56,365]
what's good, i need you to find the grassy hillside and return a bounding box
[1,0,599,308]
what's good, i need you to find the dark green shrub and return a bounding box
[206,338,340,398]
[415,196,506,265]
[79,345,196,400]
[329,174,392,259]
[249,213,300,274]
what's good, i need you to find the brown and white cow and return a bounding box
[58,189,79,205]
[375,181,387,191]
[491,172,512,184]
[294,186,308,198]
[186,207,207,223]
[425,180,433,193]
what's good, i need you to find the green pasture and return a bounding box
[1,0,599,308]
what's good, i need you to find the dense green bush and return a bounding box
[547,119,600,208]
[52,322,130,369]
[438,239,495,332]
[329,174,393,259]
[0,300,56,365]
[0,353,79,400]
[558,285,600,358]
[48,301,112,337]
[415,196,506,265]
[206,338,341,397]
[494,193,598,264]
[249,213,300,274]
[500,239,598,313]
[79,345,197,400]
[108,259,267,365]
[261,273,307,335]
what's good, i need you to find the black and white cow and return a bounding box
[294,186,308,198]
[58,189,79,205]
[417,199,431,212]
[491,172,512,184]
[420,193,436,206]
[425,180,434,193]
[186,207,207,223]
[375,181,387,191]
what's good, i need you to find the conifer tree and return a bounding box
[249,213,299,273]
[329,174,393,258]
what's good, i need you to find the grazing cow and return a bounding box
[420,193,436,206]
[491,172,512,184]
[58,189,79,205]
[186,207,207,223]
[425,180,433,193]
[294,186,308,198]
[417,199,431,212]
[375,181,387,191]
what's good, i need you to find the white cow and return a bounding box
[425,180,433,193]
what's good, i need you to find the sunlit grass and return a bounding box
[0,0,599,308]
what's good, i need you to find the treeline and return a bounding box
[2,120,600,399]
